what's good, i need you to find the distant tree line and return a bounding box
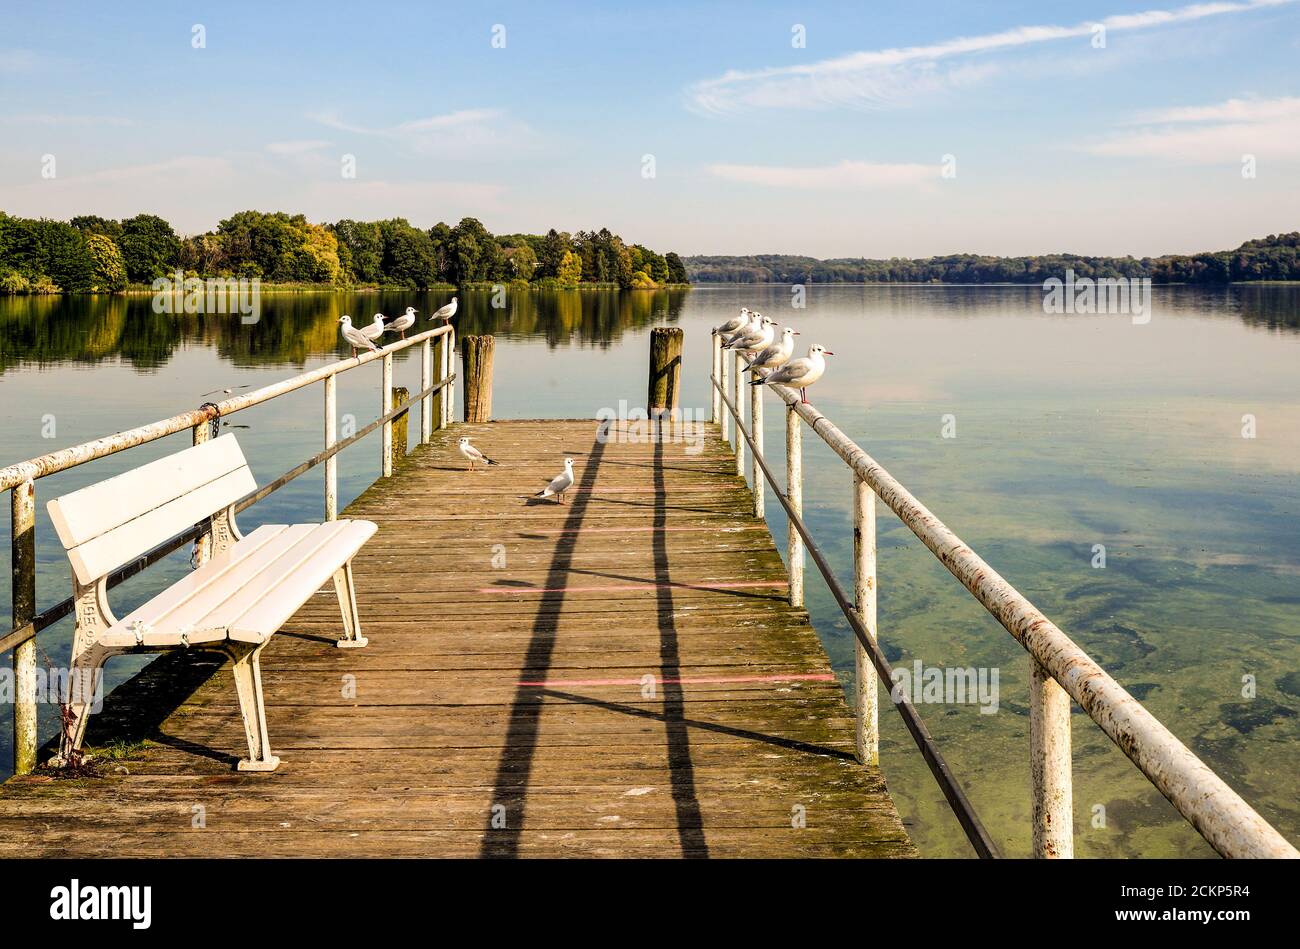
[0,209,689,293]
[684,233,1300,284]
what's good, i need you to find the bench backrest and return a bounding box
[47,434,256,586]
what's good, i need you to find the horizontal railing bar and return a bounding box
[713,374,1001,859]
[758,380,1298,859]
[0,326,454,493]
[0,376,454,656]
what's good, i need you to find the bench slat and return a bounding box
[66,466,257,586]
[48,435,249,549]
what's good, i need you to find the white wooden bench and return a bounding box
[45,434,377,772]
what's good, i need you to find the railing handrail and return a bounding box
[714,333,1296,859]
[714,375,1001,858]
[0,325,453,493]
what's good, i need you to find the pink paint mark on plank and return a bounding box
[518,673,836,687]
[479,580,787,595]
[522,526,766,536]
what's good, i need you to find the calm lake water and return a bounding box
[1,285,1298,858]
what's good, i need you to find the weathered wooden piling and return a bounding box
[390,386,410,469]
[462,335,495,423]
[431,333,449,432]
[647,327,683,418]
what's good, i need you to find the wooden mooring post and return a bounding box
[462,335,494,423]
[648,327,683,426]
[390,386,410,470]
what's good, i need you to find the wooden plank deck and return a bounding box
[0,419,915,858]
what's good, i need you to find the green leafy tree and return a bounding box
[509,243,538,280]
[85,233,128,291]
[333,219,383,283]
[118,213,180,282]
[557,250,582,287]
[378,218,438,288]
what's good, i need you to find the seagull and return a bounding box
[200,385,251,397]
[725,316,776,355]
[386,306,417,339]
[747,326,799,375]
[535,457,575,504]
[430,297,458,323]
[458,436,499,471]
[339,315,379,358]
[752,343,834,404]
[714,307,749,336]
[720,311,760,346]
[360,313,387,343]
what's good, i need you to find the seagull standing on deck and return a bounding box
[747,326,799,376]
[430,297,458,323]
[339,315,379,358]
[535,457,575,504]
[458,436,499,471]
[752,343,834,404]
[386,306,417,339]
[714,307,749,336]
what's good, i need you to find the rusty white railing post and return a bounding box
[786,405,803,607]
[192,413,214,566]
[711,333,721,425]
[1030,660,1074,857]
[324,375,338,520]
[380,351,394,477]
[719,342,730,442]
[733,351,744,476]
[420,337,433,444]
[10,481,37,775]
[853,475,879,765]
[446,327,456,423]
[750,373,764,517]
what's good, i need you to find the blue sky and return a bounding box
[1,0,1297,257]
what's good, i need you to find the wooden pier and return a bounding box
[0,419,915,858]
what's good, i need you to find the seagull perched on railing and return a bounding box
[458,436,499,471]
[714,307,749,336]
[430,297,458,323]
[360,313,387,344]
[386,306,417,339]
[752,343,833,404]
[721,310,759,346]
[338,315,379,358]
[725,316,776,355]
[535,457,575,504]
[747,326,799,376]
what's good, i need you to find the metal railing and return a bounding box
[2,324,457,774]
[711,334,1299,860]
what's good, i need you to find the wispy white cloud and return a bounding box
[265,139,332,155]
[1088,95,1300,160]
[709,159,937,190]
[688,0,1295,113]
[306,107,529,158]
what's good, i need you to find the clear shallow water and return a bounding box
[1,285,1297,857]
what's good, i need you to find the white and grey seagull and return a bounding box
[725,315,776,355]
[359,313,387,343]
[430,297,458,323]
[752,343,833,404]
[535,457,575,504]
[720,310,759,346]
[714,307,749,336]
[338,315,379,358]
[747,326,799,376]
[386,306,417,339]
[458,436,499,471]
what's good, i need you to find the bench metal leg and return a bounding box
[333,561,368,648]
[49,642,112,768]
[227,642,281,772]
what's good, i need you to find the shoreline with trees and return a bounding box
[685,233,1300,284]
[0,210,690,295]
